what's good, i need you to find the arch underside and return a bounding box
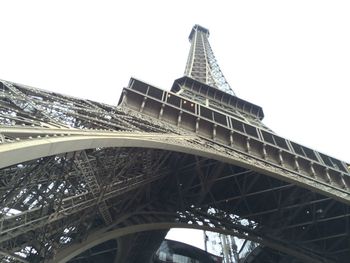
[0,143,349,263]
[0,80,349,263]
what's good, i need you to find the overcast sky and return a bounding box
[1,0,349,251]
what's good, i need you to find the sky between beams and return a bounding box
[1,0,349,161]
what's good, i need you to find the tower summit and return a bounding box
[184,24,235,95]
[0,25,349,263]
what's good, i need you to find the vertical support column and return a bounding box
[229,130,234,147]
[195,118,200,133]
[120,90,128,106]
[340,175,348,190]
[246,137,251,153]
[177,111,183,127]
[294,156,300,172]
[324,168,332,184]
[212,124,217,141]
[278,149,284,166]
[309,162,316,177]
[159,104,165,120]
[262,143,267,159]
[140,97,147,113]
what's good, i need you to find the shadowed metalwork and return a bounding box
[0,25,349,263]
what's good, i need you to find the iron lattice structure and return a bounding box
[184,24,235,95]
[0,25,349,263]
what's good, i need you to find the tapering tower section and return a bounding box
[171,25,269,132]
[119,25,350,263]
[1,24,350,263]
[184,24,235,95]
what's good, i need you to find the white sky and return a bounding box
[1,0,349,252]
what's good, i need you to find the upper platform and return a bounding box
[119,77,350,185]
[171,76,264,120]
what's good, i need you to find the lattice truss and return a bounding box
[184,25,235,95]
[0,79,350,263]
[0,81,177,134]
[0,80,179,262]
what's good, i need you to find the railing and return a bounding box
[121,78,350,192]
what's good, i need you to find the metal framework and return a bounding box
[184,24,235,95]
[0,25,349,263]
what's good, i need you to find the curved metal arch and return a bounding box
[1,131,349,205]
[0,133,198,169]
[0,133,343,263]
[48,221,327,263]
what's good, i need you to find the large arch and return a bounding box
[1,132,349,263]
[49,221,324,263]
[0,131,347,205]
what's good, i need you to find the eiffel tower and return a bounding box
[0,24,349,263]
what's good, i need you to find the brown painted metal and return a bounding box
[0,25,349,263]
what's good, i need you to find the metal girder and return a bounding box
[0,122,349,261]
[49,210,334,263]
[122,80,350,196]
[74,150,113,225]
[1,128,349,207]
[184,24,235,95]
[0,126,175,261]
[1,24,350,263]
